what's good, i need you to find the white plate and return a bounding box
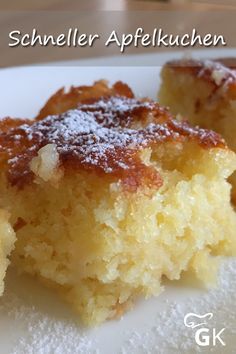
[0,49,236,354]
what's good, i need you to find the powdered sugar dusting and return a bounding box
[0,259,235,353]
[199,59,236,88]
[121,259,236,354]
[0,287,99,354]
[168,58,236,92]
[0,96,226,188]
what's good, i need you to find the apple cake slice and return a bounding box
[0,81,236,326]
[159,57,236,201]
[0,118,19,295]
[0,210,15,295]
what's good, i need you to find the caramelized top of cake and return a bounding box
[36,80,134,120]
[165,58,236,89]
[0,92,226,191]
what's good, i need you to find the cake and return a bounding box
[36,80,134,120]
[159,57,236,201]
[1,80,236,326]
[0,209,15,295]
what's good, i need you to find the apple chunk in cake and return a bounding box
[0,81,236,325]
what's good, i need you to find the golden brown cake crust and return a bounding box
[215,57,236,69]
[0,82,226,191]
[36,80,134,120]
[165,58,236,90]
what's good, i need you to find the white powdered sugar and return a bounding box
[121,259,236,354]
[6,97,164,176]
[0,258,235,354]
[4,95,224,187]
[199,60,236,88]
[0,288,98,354]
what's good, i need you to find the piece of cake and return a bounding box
[159,57,236,201]
[1,81,236,326]
[36,80,134,120]
[0,210,16,295]
[0,119,18,295]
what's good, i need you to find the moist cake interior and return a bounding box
[0,81,236,325]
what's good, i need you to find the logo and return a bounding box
[184,312,226,347]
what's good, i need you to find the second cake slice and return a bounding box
[159,58,236,201]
